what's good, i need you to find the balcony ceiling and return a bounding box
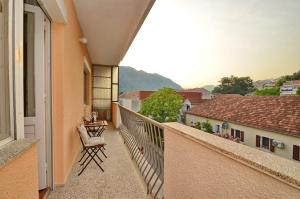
[73,0,155,66]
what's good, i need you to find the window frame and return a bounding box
[0,0,16,146]
[83,56,91,106]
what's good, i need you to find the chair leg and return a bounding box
[78,155,93,176]
[78,151,87,162]
[86,149,104,172]
[100,147,107,158]
[91,148,103,163]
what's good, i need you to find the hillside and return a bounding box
[119,66,182,93]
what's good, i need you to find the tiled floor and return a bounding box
[48,125,152,199]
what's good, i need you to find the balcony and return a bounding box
[48,124,153,199]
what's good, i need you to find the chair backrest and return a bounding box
[77,125,90,145]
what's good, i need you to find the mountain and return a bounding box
[119,66,183,93]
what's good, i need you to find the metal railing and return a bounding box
[119,105,164,199]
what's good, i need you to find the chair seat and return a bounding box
[85,137,106,147]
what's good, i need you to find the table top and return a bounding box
[84,120,108,127]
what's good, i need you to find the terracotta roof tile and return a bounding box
[187,96,300,137]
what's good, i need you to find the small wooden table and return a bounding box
[84,120,108,137]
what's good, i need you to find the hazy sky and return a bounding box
[121,0,300,88]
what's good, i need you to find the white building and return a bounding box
[280,80,300,96]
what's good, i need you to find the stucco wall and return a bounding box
[186,114,300,161]
[164,123,300,199]
[0,145,38,199]
[112,103,121,128]
[52,0,92,185]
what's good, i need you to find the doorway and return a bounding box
[24,3,52,190]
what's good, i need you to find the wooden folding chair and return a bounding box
[77,125,107,176]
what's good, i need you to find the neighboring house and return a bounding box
[185,95,300,162]
[254,79,276,90]
[119,91,202,122]
[280,80,300,96]
[181,88,213,99]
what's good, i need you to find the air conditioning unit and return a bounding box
[272,140,285,149]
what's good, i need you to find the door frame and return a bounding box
[24,3,53,190]
[44,15,54,190]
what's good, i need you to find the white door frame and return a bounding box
[24,4,50,190]
[44,15,54,189]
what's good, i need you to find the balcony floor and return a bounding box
[48,125,151,199]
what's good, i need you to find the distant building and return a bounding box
[254,79,276,90]
[263,82,276,89]
[185,95,300,161]
[280,80,300,96]
[181,88,213,99]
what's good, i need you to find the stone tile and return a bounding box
[48,125,152,199]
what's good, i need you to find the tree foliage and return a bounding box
[255,87,280,96]
[276,70,300,87]
[201,121,213,133]
[139,88,183,123]
[297,87,300,96]
[212,75,255,95]
[193,122,202,130]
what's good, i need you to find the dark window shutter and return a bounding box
[231,128,234,137]
[293,145,300,161]
[256,135,260,147]
[241,131,244,142]
[270,139,275,152]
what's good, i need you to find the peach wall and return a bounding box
[52,0,92,185]
[112,102,121,128]
[164,124,300,199]
[0,145,38,199]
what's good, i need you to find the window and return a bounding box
[261,137,270,149]
[293,145,300,161]
[83,71,89,105]
[0,0,13,143]
[24,11,35,117]
[231,128,244,142]
[214,125,220,133]
[83,57,91,105]
[235,130,241,138]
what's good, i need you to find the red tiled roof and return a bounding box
[187,95,300,137]
[283,80,300,85]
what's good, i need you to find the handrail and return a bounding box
[119,104,164,199]
[118,104,165,129]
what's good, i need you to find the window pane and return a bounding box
[84,71,89,105]
[93,77,111,88]
[93,99,111,109]
[112,84,118,102]
[112,67,118,83]
[262,137,270,149]
[93,88,111,99]
[24,12,35,117]
[93,66,111,77]
[0,0,11,141]
[235,130,241,138]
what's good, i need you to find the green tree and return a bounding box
[194,122,202,130]
[297,87,300,96]
[276,70,300,87]
[212,75,255,95]
[139,88,183,123]
[201,121,213,133]
[255,87,280,96]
